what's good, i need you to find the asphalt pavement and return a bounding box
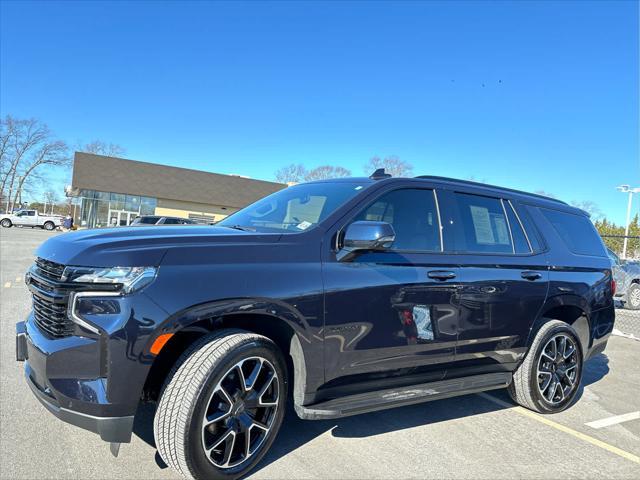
[1,227,638,479]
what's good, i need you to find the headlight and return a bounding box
[63,266,157,293]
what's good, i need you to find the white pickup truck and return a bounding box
[0,209,63,230]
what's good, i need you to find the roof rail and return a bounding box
[414,175,568,205]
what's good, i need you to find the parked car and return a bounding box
[0,209,63,230]
[130,215,197,226]
[606,247,640,309]
[16,171,614,480]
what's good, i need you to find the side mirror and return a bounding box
[337,221,396,261]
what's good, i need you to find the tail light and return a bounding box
[611,279,616,296]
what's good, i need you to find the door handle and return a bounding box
[428,270,456,281]
[521,271,542,281]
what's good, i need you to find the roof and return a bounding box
[71,152,286,208]
[414,175,569,206]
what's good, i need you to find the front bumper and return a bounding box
[15,289,168,443]
[17,320,134,443]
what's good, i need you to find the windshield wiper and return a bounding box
[224,224,257,232]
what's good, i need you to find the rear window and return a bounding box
[540,208,605,256]
[133,216,160,224]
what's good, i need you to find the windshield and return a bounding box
[218,182,367,233]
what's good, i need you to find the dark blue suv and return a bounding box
[16,171,615,479]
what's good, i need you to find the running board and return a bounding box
[296,372,512,420]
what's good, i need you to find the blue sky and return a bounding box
[1,0,638,224]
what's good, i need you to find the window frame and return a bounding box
[336,186,444,254]
[439,190,538,257]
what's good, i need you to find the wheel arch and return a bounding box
[527,296,591,358]
[142,299,316,407]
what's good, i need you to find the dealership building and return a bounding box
[69,152,286,228]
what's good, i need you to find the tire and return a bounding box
[154,329,287,480]
[1,219,12,228]
[625,283,640,310]
[43,221,55,231]
[508,320,583,413]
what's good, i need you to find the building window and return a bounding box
[77,190,158,228]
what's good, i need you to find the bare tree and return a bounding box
[10,140,69,209]
[80,140,126,157]
[571,200,603,220]
[274,164,306,184]
[534,190,557,199]
[0,117,50,210]
[304,165,351,181]
[43,190,59,214]
[364,155,413,177]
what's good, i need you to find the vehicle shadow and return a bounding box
[132,353,610,474]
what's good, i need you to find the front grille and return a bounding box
[32,295,74,337]
[34,257,65,281]
[29,257,75,338]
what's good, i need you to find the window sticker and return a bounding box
[296,221,312,230]
[492,214,510,244]
[469,205,495,244]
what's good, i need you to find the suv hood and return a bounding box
[36,226,282,267]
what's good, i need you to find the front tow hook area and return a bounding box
[16,321,28,362]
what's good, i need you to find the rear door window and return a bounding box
[540,208,606,256]
[446,193,513,254]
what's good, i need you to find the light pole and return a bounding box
[616,185,640,259]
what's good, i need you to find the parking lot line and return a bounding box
[586,412,640,429]
[477,393,640,465]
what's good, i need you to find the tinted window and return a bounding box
[133,216,160,224]
[355,189,441,251]
[541,208,606,257]
[27,211,35,216]
[219,182,366,233]
[505,201,531,254]
[448,193,513,254]
[163,218,181,224]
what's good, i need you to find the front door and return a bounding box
[322,187,460,388]
[109,210,136,226]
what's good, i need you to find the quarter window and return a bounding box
[354,189,441,252]
[541,208,605,257]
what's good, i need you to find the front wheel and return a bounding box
[1,219,12,228]
[155,330,287,480]
[625,284,640,310]
[508,320,583,413]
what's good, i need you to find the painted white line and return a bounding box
[586,412,640,429]
[477,393,640,465]
[15,276,21,282]
[3,281,11,288]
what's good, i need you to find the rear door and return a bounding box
[438,189,549,375]
[322,184,460,387]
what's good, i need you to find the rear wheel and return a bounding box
[508,320,583,413]
[1,219,12,228]
[625,284,640,310]
[43,221,55,231]
[154,330,287,480]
